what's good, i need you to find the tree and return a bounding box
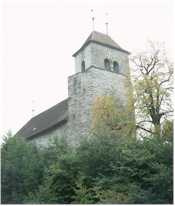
[1,134,45,204]
[1,130,173,204]
[91,95,135,138]
[161,120,173,142]
[131,42,173,137]
[24,138,78,204]
[75,132,173,204]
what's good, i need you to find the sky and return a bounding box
[0,0,174,138]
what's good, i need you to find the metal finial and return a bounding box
[32,100,35,117]
[105,12,109,35]
[91,9,95,31]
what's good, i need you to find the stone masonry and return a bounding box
[67,67,130,146]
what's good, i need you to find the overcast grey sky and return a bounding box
[0,0,174,137]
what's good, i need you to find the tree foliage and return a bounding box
[1,135,45,204]
[1,130,173,204]
[131,42,173,136]
[91,95,135,138]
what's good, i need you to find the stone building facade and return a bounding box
[16,31,133,147]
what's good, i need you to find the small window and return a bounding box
[113,61,119,73]
[104,58,110,71]
[81,61,85,72]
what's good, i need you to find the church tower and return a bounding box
[67,31,133,144]
[15,30,134,147]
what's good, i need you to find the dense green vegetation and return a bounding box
[1,124,173,204]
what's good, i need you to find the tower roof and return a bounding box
[73,31,130,57]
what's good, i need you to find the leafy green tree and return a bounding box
[1,134,45,204]
[1,121,172,204]
[73,176,96,204]
[25,138,78,204]
[75,132,173,204]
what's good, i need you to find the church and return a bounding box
[16,30,133,147]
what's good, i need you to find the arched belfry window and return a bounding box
[81,61,85,72]
[104,58,110,71]
[113,61,119,73]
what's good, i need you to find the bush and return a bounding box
[1,131,173,204]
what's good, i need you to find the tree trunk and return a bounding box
[153,123,161,138]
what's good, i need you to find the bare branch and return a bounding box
[160,110,174,116]
[136,125,154,134]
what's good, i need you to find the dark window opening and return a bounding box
[113,61,119,73]
[104,58,110,71]
[81,61,85,72]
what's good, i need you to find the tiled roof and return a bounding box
[73,31,130,57]
[16,98,68,139]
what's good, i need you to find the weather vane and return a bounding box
[91,9,95,31]
[105,12,109,35]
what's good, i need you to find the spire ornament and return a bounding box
[105,12,109,35]
[91,9,95,31]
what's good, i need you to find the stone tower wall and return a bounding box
[74,42,130,75]
[91,43,130,75]
[67,67,130,145]
[75,44,92,73]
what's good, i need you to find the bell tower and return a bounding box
[67,31,133,145]
[72,31,130,76]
